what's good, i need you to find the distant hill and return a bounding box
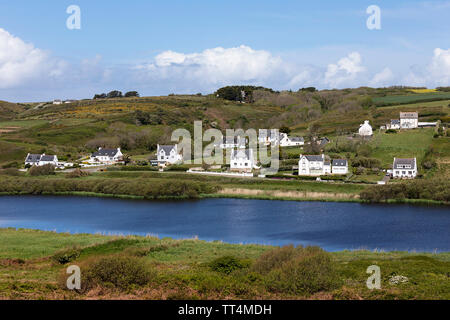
[0,101,25,121]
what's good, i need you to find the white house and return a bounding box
[298,154,326,176]
[25,153,58,167]
[324,160,331,174]
[279,133,304,147]
[392,157,417,179]
[90,147,123,164]
[387,119,401,130]
[53,99,62,105]
[358,120,373,137]
[400,112,418,129]
[156,144,182,165]
[258,129,279,145]
[298,154,348,176]
[215,136,246,149]
[230,148,255,172]
[331,159,348,174]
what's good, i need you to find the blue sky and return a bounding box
[0,0,449,101]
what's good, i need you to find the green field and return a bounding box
[0,228,448,300]
[370,128,435,166]
[373,92,450,106]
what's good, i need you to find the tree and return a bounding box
[280,126,291,134]
[93,93,107,99]
[215,85,274,103]
[125,91,140,97]
[299,87,317,92]
[107,90,123,98]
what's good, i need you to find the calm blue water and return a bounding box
[0,196,449,252]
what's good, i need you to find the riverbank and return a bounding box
[0,228,448,300]
[0,171,448,205]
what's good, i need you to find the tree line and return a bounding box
[93,90,140,99]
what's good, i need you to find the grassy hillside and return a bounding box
[0,87,449,197]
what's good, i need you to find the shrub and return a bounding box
[52,247,81,264]
[261,246,339,295]
[82,255,153,290]
[385,129,397,134]
[209,255,249,275]
[252,245,298,275]
[351,157,381,169]
[28,164,55,176]
[0,168,20,176]
[66,168,90,178]
[360,179,450,202]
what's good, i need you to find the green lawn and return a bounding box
[370,128,434,167]
[0,228,449,300]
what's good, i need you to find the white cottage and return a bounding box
[358,120,373,137]
[25,153,58,167]
[157,144,182,165]
[400,112,418,129]
[298,154,348,176]
[298,154,326,176]
[258,129,279,145]
[331,159,348,174]
[230,149,255,172]
[90,147,123,164]
[387,119,401,130]
[215,136,246,149]
[279,133,304,147]
[392,157,417,179]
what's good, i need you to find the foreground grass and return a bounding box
[0,228,448,300]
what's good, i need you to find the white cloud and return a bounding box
[0,28,448,102]
[402,48,450,87]
[324,52,365,88]
[0,28,65,89]
[429,48,450,85]
[370,67,394,86]
[137,45,283,89]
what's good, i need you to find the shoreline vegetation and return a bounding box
[0,172,448,205]
[0,228,449,300]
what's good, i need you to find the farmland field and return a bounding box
[373,92,450,106]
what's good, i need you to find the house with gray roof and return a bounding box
[258,129,280,145]
[214,135,247,149]
[298,154,326,176]
[400,112,419,129]
[279,133,304,147]
[90,147,123,164]
[230,148,255,172]
[298,154,348,176]
[331,159,348,174]
[392,157,417,179]
[25,153,58,167]
[388,119,400,130]
[157,144,182,166]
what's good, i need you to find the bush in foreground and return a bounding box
[82,255,154,290]
[52,247,81,264]
[28,164,55,176]
[253,246,339,295]
[209,255,249,275]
